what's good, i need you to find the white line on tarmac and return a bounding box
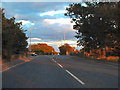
[1,56,38,72]
[52,59,63,68]
[1,62,26,72]
[52,59,56,62]
[65,70,85,85]
[57,63,63,68]
[51,58,85,85]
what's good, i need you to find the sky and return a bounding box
[2,2,85,52]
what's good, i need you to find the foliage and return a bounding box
[1,8,28,61]
[65,2,120,57]
[59,43,74,55]
[29,43,57,55]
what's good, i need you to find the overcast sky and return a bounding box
[2,2,85,52]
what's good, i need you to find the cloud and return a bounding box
[30,38,41,41]
[43,18,73,25]
[25,18,76,41]
[42,18,75,33]
[40,10,66,16]
[17,20,35,25]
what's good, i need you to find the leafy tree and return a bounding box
[65,2,120,58]
[1,8,28,61]
[29,43,57,55]
[59,43,74,55]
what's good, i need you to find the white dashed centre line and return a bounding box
[65,70,85,85]
[57,63,63,68]
[52,58,85,85]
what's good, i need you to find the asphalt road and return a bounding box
[2,55,118,88]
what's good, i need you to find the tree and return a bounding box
[29,43,57,55]
[1,8,28,61]
[65,2,120,58]
[59,43,74,55]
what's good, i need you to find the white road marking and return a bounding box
[52,59,57,63]
[51,58,85,85]
[1,62,26,72]
[52,58,63,68]
[1,56,37,72]
[65,70,85,85]
[57,63,63,68]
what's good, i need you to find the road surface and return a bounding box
[2,55,118,88]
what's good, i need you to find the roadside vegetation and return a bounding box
[63,2,120,62]
[1,9,28,62]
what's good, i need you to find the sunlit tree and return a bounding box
[59,43,74,55]
[29,43,57,55]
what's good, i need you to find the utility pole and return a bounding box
[30,28,31,53]
[56,35,63,46]
[29,27,36,54]
[64,32,65,44]
[61,36,63,46]
[58,31,65,45]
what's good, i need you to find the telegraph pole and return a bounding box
[61,36,63,46]
[30,28,31,53]
[29,27,36,53]
[64,32,65,44]
[58,31,65,45]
